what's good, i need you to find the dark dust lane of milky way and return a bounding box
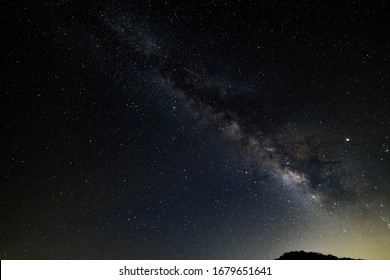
[2,1,390,259]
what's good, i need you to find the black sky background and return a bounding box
[1,1,390,259]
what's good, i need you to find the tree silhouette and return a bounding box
[276,251,357,260]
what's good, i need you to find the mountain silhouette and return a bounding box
[276,251,357,260]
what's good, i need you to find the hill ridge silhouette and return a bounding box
[276,250,359,260]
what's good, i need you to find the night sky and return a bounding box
[2,1,390,259]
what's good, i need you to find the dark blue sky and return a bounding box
[2,0,390,259]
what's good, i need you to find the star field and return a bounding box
[2,0,390,259]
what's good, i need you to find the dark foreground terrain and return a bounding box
[277,251,357,260]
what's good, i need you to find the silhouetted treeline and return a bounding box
[276,251,358,260]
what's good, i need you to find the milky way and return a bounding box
[106,13,380,212]
[2,1,390,259]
